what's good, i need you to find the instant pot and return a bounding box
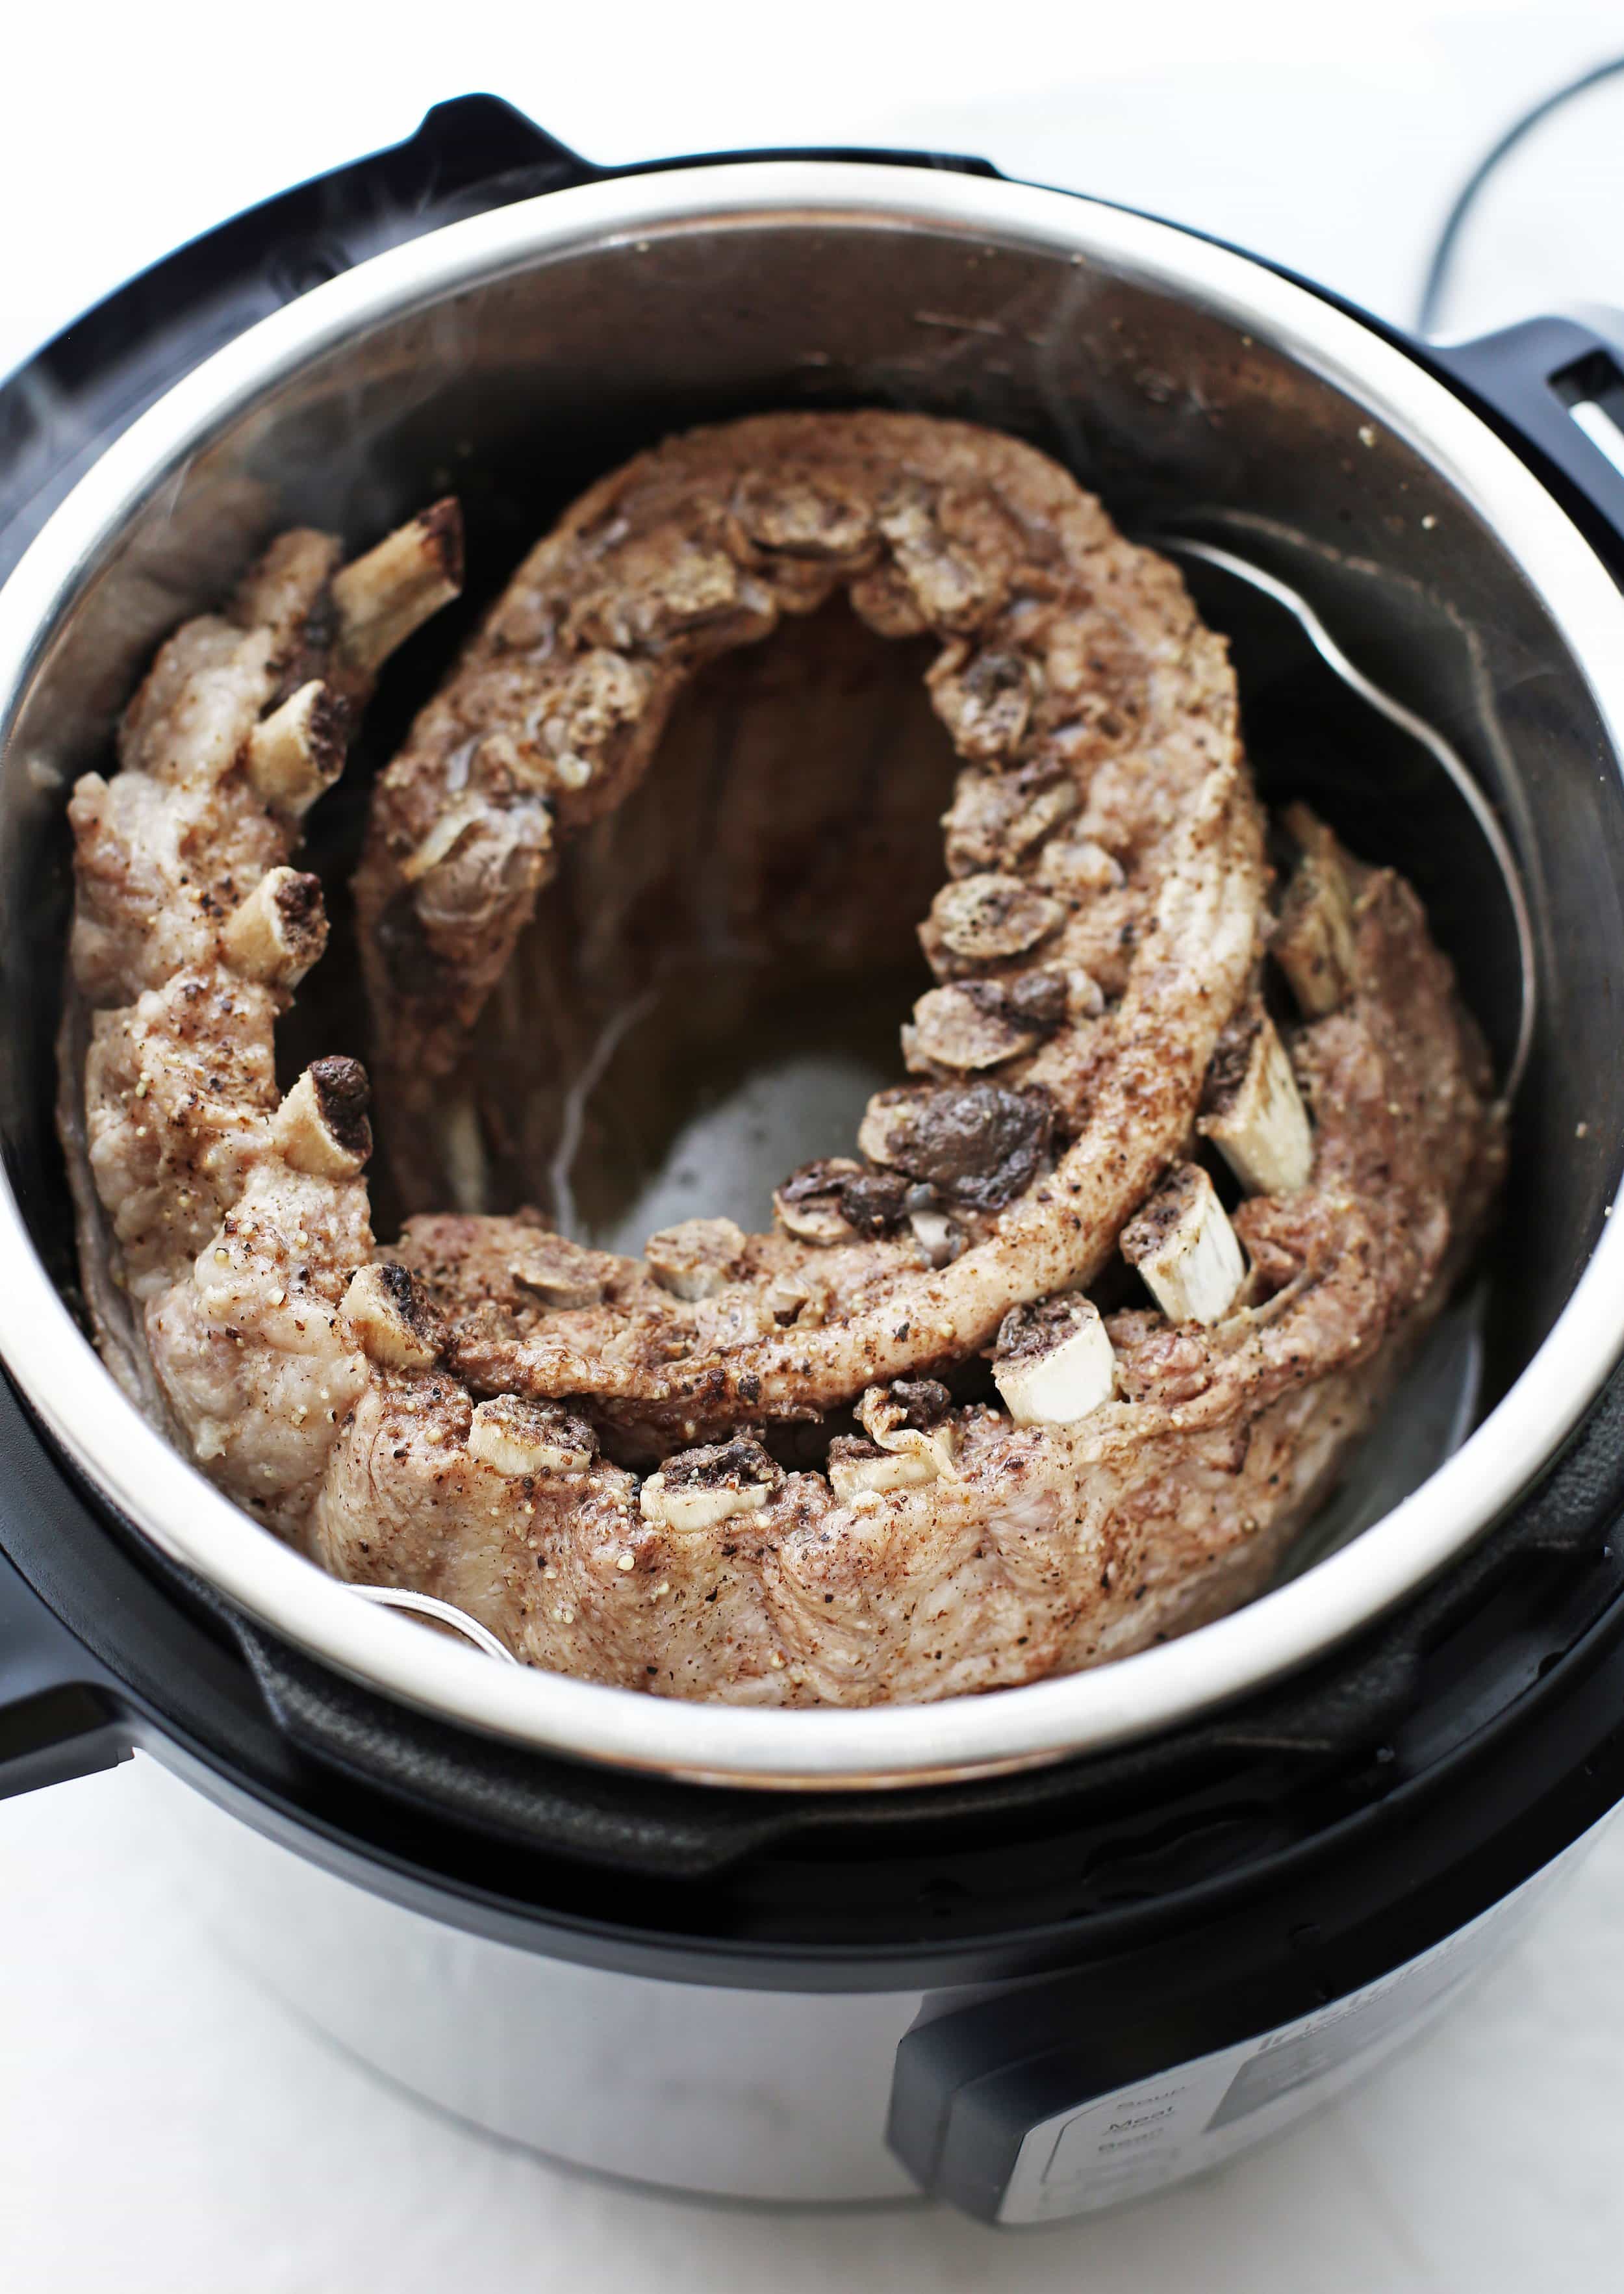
[5,96,1624,2223]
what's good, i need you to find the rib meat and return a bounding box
[60,506,462,1527]
[314,845,1501,1700]
[355,413,1268,1440]
[62,413,1504,1705]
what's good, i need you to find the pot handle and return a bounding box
[1428,310,1624,565]
[0,1545,128,1803]
[0,96,998,583]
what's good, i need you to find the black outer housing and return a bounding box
[6,95,1624,2211]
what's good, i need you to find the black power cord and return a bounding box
[1418,53,1624,337]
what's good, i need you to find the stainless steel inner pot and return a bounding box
[3,161,1623,1789]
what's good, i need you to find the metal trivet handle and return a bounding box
[343,1582,519,1663]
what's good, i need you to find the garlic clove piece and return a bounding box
[928,872,1066,965]
[908,1207,964,1269]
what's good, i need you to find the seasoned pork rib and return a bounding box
[316,844,1499,1700]
[355,413,1268,1440]
[65,412,1504,1705]
[60,507,462,1526]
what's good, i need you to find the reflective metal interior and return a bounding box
[2,166,1623,1785]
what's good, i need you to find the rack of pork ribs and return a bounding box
[62,413,1503,1706]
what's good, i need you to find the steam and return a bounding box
[547,988,657,1240]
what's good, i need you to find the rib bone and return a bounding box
[274,1057,373,1179]
[1200,1011,1313,1197]
[469,1396,595,1475]
[221,867,327,987]
[640,1438,781,1531]
[1121,1162,1247,1327]
[341,1262,448,1370]
[332,500,464,678]
[993,1295,1116,1425]
[244,682,347,815]
[858,1381,959,1481]
[1274,806,1359,1016]
[828,1440,938,1499]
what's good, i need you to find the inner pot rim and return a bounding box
[3,159,1623,1790]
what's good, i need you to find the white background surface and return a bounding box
[7,2,1624,2286]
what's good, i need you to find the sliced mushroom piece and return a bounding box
[731,473,876,561]
[407,804,553,955]
[838,1170,910,1236]
[1002,968,1074,1030]
[903,982,1041,1074]
[855,1098,913,1169]
[509,1234,618,1310]
[929,872,1067,965]
[1121,1162,1247,1327]
[1200,1010,1313,1197]
[523,649,653,795]
[644,1217,746,1301]
[900,965,1077,1081]
[859,1082,1052,1212]
[1034,834,1126,897]
[1273,806,1358,1017]
[774,1160,861,1246]
[941,765,1079,876]
[273,1056,373,1178]
[993,1295,1117,1425]
[639,1437,781,1531]
[1006,778,1082,858]
[331,500,464,679]
[874,479,1004,631]
[469,1395,596,1475]
[341,1261,448,1370]
[928,646,1034,761]
[244,681,348,816]
[221,867,328,988]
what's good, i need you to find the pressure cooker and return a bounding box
[4,96,1624,2222]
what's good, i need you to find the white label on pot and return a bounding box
[997,1832,1595,2224]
